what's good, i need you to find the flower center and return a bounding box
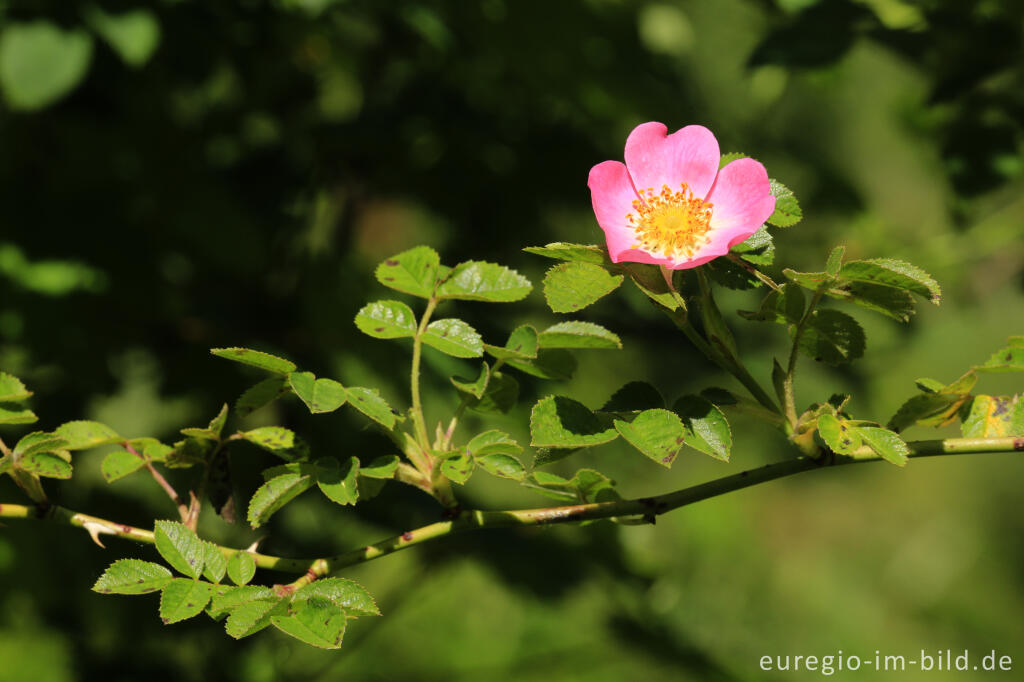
[627,183,713,260]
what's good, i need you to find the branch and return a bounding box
[2,437,1021,580]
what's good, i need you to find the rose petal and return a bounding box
[624,122,720,200]
[705,157,776,248]
[588,160,641,260]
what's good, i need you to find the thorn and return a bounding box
[245,537,265,553]
[82,520,117,548]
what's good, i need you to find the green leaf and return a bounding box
[485,325,539,360]
[672,395,732,461]
[731,226,775,266]
[422,318,484,358]
[92,559,172,595]
[154,520,206,579]
[85,7,160,67]
[315,457,360,506]
[505,349,577,380]
[825,245,845,276]
[240,427,308,461]
[537,321,621,349]
[975,338,1024,373]
[477,453,526,481]
[18,451,72,478]
[466,430,522,457]
[0,403,37,425]
[466,371,518,413]
[13,432,67,458]
[599,382,665,413]
[226,552,257,586]
[705,257,761,290]
[620,263,680,309]
[345,387,397,429]
[437,261,532,302]
[858,426,910,466]
[571,468,619,503]
[832,282,917,322]
[839,259,941,304]
[164,436,214,469]
[180,404,229,440]
[526,471,578,501]
[272,600,348,649]
[781,268,835,292]
[211,347,297,375]
[354,300,418,339]
[0,21,92,111]
[816,413,863,455]
[236,376,290,416]
[212,585,275,613]
[530,396,618,448]
[719,151,749,168]
[247,471,315,528]
[451,362,490,399]
[440,451,474,484]
[374,246,441,298]
[360,455,400,479]
[523,243,610,265]
[888,393,964,432]
[101,449,145,482]
[0,372,31,402]
[203,543,227,584]
[543,261,623,313]
[767,179,802,227]
[798,309,866,365]
[293,577,380,616]
[225,597,287,639]
[961,395,1024,438]
[54,420,121,450]
[159,579,215,624]
[614,409,685,468]
[289,372,347,413]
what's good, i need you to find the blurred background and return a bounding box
[1,0,1023,680]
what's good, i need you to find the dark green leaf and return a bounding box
[530,396,618,448]
[315,456,360,506]
[92,559,172,595]
[451,362,490,399]
[240,427,308,461]
[236,376,290,416]
[798,309,866,365]
[180,404,229,440]
[505,348,577,380]
[825,245,845,276]
[673,395,732,461]
[571,468,619,503]
[354,300,417,339]
[485,325,539,360]
[18,451,72,478]
[523,243,610,265]
[731,226,775,266]
[293,577,379,616]
[225,597,287,639]
[374,246,441,298]
[599,382,664,413]
[614,409,685,467]
[212,585,275,613]
[13,432,67,458]
[202,543,228,583]
[543,261,623,313]
[839,258,941,304]
[211,347,297,375]
[466,371,518,413]
[466,430,522,457]
[767,179,802,227]
[620,263,680,309]
[360,455,400,479]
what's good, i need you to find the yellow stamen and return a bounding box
[627,183,713,260]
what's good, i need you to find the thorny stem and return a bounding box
[124,441,190,524]
[660,267,780,415]
[784,287,825,430]
[4,437,1020,581]
[725,253,782,292]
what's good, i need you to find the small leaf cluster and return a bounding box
[93,521,379,649]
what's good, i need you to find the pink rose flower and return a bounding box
[588,122,776,270]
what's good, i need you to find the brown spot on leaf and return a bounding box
[385,259,399,266]
[374,327,385,333]
[401,531,413,542]
[661,455,674,463]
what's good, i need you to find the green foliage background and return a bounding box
[1,0,1023,680]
